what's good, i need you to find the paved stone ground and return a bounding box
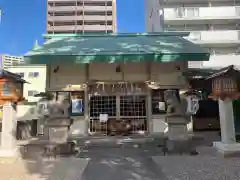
[153,147,240,180]
[0,141,239,180]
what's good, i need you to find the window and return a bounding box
[28,90,39,96]
[120,95,146,117]
[28,72,39,78]
[89,96,116,118]
[2,83,12,96]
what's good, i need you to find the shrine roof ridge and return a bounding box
[205,65,240,80]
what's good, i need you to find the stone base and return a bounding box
[168,124,188,141]
[166,139,197,155]
[213,142,240,157]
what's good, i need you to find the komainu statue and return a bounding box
[164,89,198,154]
[43,93,73,157]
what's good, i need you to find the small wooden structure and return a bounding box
[206,65,240,100]
[0,69,27,105]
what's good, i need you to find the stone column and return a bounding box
[213,98,240,156]
[147,89,153,134]
[219,98,236,143]
[0,104,19,157]
[84,88,89,135]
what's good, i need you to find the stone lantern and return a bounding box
[206,65,240,157]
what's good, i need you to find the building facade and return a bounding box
[145,0,164,32]
[47,0,117,34]
[5,65,47,102]
[145,0,240,68]
[0,54,25,69]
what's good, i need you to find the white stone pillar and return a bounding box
[218,98,236,143]
[0,104,19,157]
[213,98,240,156]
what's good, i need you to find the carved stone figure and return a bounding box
[42,93,73,157]
[164,89,191,125]
[164,89,197,154]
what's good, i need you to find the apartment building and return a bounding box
[145,0,240,68]
[47,0,117,34]
[0,54,25,69]
[6,65,47,102]
[145,0,164,32]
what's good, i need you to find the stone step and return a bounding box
[70,136,159,148]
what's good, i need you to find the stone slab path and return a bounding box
[0,145,239,180]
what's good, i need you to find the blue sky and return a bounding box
[0,0,145,56]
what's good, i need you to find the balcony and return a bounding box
[84,15,112,21]
[83,25,113,31]
[47,24,113,32]
[48,6,82,12]
[47,25,83,32]
[48,5,112,12]
[203,54,240,68]
[164,6,240,25]
[48,15,83,21]
[48,15,112,22]
[185,30,240,46]
[84,6,112,11]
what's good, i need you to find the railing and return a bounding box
[165,6,240,19]
[186,30,240,42]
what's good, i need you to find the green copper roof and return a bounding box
[24,33,210,64]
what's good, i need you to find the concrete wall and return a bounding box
[15,105,86,137]
[203,55,240,68]
[6,65,47,102]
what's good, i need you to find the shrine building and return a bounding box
[24,32,209,136]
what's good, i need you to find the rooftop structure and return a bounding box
[0,55,24,69]
[47,0,117,34]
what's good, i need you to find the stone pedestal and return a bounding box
[213,142,240,157]
[214,98,240,156]
[167,116,188,141]
[166,116,193,153]
[0,104,19,157]
[45,118,71,143]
